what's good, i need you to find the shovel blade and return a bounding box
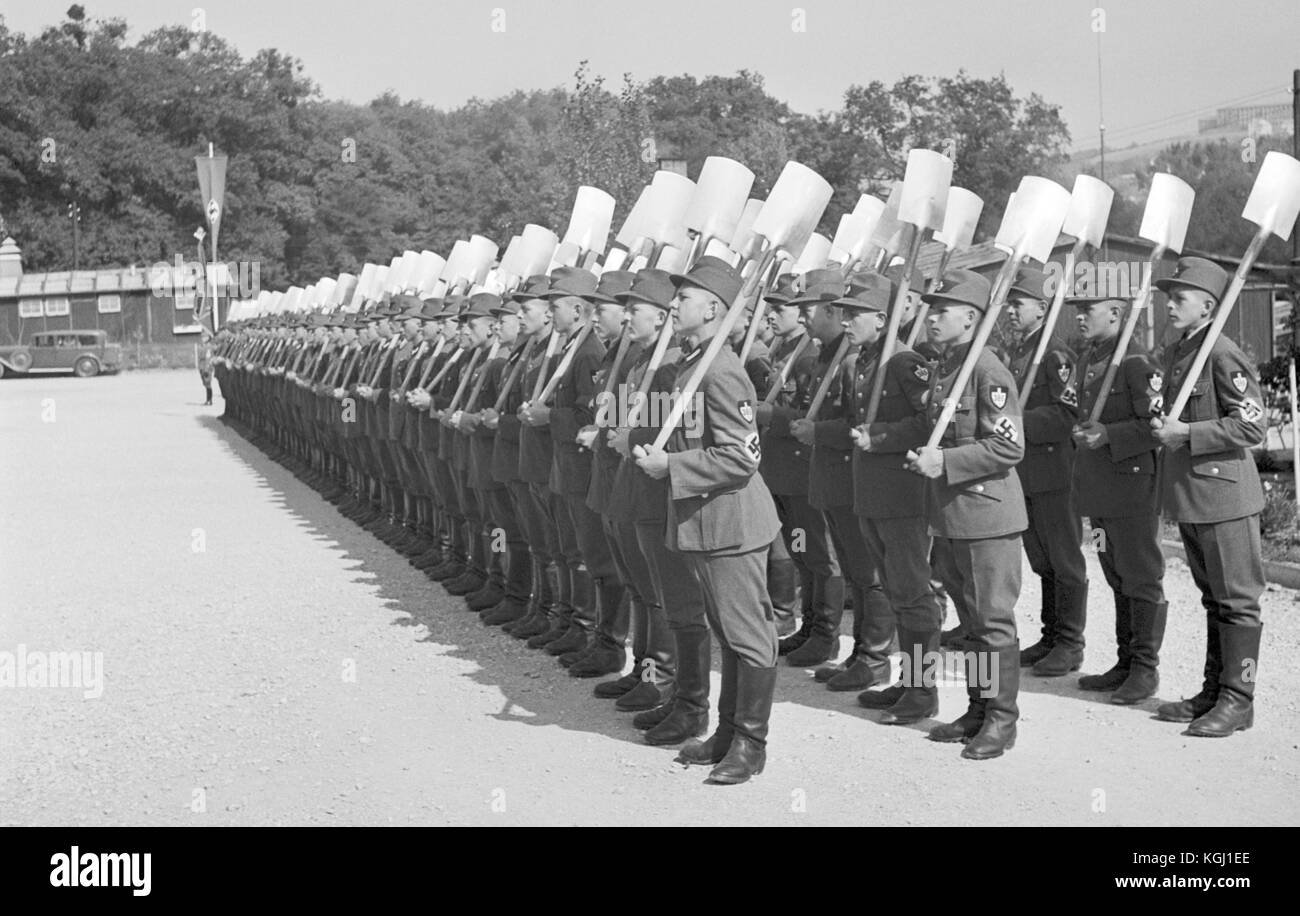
[935,187,983,251]
[753,160,834,253]
[1139,172,1195,253]
[684,156,755,242]
[1242,150,1300,241]
[898,149,954,230]
[1062,175,1114,247]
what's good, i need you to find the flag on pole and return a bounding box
[195,153,228,251]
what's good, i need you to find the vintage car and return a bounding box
[0,329,123,378]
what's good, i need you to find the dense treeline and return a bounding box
[10,5,1278,290]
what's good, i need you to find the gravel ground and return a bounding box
[1,369,1297,826]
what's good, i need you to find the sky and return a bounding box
[3,0,1297,153]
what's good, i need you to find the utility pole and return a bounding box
[1292,68,1298,264]
[67,201,81,270]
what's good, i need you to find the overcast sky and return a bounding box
[5,0,1297,152]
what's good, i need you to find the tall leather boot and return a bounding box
[1110,599,1167,704]
[645,628,710,746]
[676,646,736,764]
[482,544,532,625]
[827,584,894,691]
[962,644,1019,760]
[778,564,816,656]
[428,519,467,581]
[527,563,573,649]
[785,574,845,667]
[708,660,778,784]
[445,521,488,596]
[880,626,940,725]
[466,534,507,610]
[1019,577,1057,666]
[928,663,987,744]
[1032,580,1086,676]
[550,566,592,659]
[513,560,559,640]
[1079,592,1133,691]
[1187,623,1260,737]
[569,578,628,678]
[1157,609,1223,722]
[502,557,542,634]
[614,600,675,711]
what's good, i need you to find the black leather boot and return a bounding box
[1019,577,1056,666]
[1079,592,1133,691]
[1188,624,1260,737]
[527,564,573,649]
[594,662,643,699]
[768,553,799,632]
[962,644,1018,759]
[1156,610,1221,722]
[785,574,845,667]
[483,543,533,624]
[1032,580,1086,676]
[928,679,986,744]
[880,627,940,725]
[858,683,905,709]
[569,578,628,678]
[707,661,777,785]
[645,628,710,746]
[614,678,664,712]
[827,584,893,691]
[510,560,558,639]
[1111,599,1167,704]
[676,647,736,765]
[553,568,594,661]
[777,564,815,656]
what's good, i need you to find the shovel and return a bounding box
[1161,151,1300,424]
[1016,174,1114,407]
[1089,171,1194,421]
[922,176,1071,450]
[906,186,983,348]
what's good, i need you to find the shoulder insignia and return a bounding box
[914,364,930,383]
[990,385,1008,410]
[994,416,1018,443]
[1057,363,1072,385]
[1231,370,1248,394]
[1147,371,1163,392]
[739,399,755,424]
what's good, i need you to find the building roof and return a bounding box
[0,267,153,299]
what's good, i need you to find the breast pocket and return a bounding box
[1185,380,1214,422]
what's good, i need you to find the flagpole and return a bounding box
[209,144,220,332]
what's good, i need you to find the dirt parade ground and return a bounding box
[2,369,1298,827]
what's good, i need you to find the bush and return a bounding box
[1259,483,1300,544]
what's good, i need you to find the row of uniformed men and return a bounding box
[213,253,1265,783]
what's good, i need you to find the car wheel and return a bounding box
[0,362,6,379]
[74,356,100,378]
[8,348,32,373]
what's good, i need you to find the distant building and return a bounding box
[0,236,227,366]
[1198,103,1293,135]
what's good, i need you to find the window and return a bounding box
[33,334,54,347]
[97,294,122,314]
[44,297,70,316]
[79,334,100,346]
[18,300,43,318]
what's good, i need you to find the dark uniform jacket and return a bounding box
[490,338,534,485]
[586,335,642,516]
[1072,335,1161,519]
[1158,326,1266,524]
[807,333,859,511]
[518,333,558,486]
[1005,326,1077,494]
[850,339,931,519]
[759,333,816,496]
[871,342,1028,539]
[549,327,606,497]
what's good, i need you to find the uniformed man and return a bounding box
[1068,282,1167,704]
[198,329,215,405]
[634,256,782,784]
[755,270,845,668]
[1003,267,1088,676]
[789,276,896,688]
[1149,257,1266,737]
[863,269,1026,759]
[845,273,943,722]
